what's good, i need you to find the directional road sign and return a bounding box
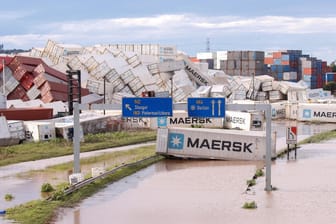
[188,97,225,118]
[286,126,297,144]
[122,97,173,117]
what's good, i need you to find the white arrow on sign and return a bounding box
[211,100,215,116]
[218,99,221,116]
[125,104,132,111]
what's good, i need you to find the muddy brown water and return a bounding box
[0,121,335,223]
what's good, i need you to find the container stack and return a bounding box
[0,56,89,103]
[264,50,300,81]
[220,51,265,77]
[299,57,326,89]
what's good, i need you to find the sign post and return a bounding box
[286,126,298,159]
[122,97,173,117]
[187,97,225,118]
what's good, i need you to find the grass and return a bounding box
[276,129,336,158]
[242,201,257,209]
[5,194,14,201]
[299,129,336,144]
[0,130,156,167]
[5,153,164,224]
[246,179,256,187]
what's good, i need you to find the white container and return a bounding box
[0,93,6,109]
[297,103,336,123]
[0,117,10,139]
[269,90,284,101]
[24,121,56,141]
[262,81,273,91]
[283,72,297,81]
[27,85,41,100]
[196,86,212,97]
[69,173,84,185]
[271,102,287,119]
[158,60,184,72]
[156,127,276,161]
[224,111,264,131]
[285,103,298,120]
[7,120,25,140]
[150,111,223,129]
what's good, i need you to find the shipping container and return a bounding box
[7,120,25,141]
[224,111,264,131]
[24,121,56,141]
[297,103,336,123]
[156,127,276,160]
[150,111,223,129]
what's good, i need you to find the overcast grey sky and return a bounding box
[1,0,336,62]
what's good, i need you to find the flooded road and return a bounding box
[0,120,335,223]
[55,159,262,224]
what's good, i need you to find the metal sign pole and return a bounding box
[73,102,80,173]
[265,104,272,191]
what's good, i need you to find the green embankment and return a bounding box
[0,130,156,167]
[5,145,163,224]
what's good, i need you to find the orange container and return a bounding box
[281,60,289,65]
[303,68,312,75]
[264,57,274,64]
[272,52,282,59]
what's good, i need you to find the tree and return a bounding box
[330,61,336,72]
[323,81,336,95]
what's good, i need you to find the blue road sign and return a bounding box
[188,97,225,118]
[122,97,173,117]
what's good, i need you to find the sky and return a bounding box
[1,0,336,63]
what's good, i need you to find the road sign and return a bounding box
[188,97,225,118]
[122,97,173,117]
[286,126,297,144]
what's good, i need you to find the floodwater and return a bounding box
[0,121,335,223]
[54,139,336,224]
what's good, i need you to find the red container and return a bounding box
[0,107,53,120]
[7,85,28,100]
[40,81,68,96]
[21,73,35,90]
[41,90,68,103]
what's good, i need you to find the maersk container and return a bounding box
[7,120,25,141]
[224,111,264,131]
[297,103,336,123]
[24,121,56,141]
[156,127,276,161]
[271,102,286,119]
[150,111,223,129]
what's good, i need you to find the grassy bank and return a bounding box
[0,130,156,167]
[5,148,164,224]
[299,129,336,144]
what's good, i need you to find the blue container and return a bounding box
[283,65,290,72]
[277,73,283,80]
[273,59,281,65]
[311,75,317,81]
[325,73,335,81]
[281,54,290,61]
[271,65,278,72]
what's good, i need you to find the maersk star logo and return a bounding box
[168,133,184,150]
[157,117,167,127]
[303,109,312,118]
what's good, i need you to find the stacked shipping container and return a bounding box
[220,51,265,77]
[0,56,89,103]
[264,50,330,89]
[264,50,302,81]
